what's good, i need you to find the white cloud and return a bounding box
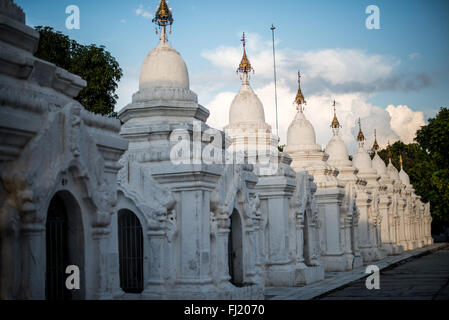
[197,33,427,154]
[386,104,425,143]
[135,5,153,19]
[202,34,400,93]
[114,32,427,154]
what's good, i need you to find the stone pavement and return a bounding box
[265,243,449,300]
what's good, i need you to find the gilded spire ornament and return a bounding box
[237,33,254,84]
[331,100,341,129]
[152,0,174,42]
[294,70,306,112]
[357,118,365,142]
[399,154,403,168]
[372,129,380,152]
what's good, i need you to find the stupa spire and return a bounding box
[237,33,254,85]
[356,118,366,149]
[294,70,306,112]
[330,100,341,135]
[153,0,174,43]
[372,129,380,152]
[399,154,403,169]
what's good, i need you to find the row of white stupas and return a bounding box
[225,32,433,268]
[0,0,432,300]
[118,1,433,298]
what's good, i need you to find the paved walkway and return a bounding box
[319,245,449,300]
[265,243,448,300]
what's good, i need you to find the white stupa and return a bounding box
[285,72,334,173]
[285,72,347,272]
[284,74,321,156]
[325,101,364,184]
[386,145,401,184]
[352,119,379,182]
[371,131,389,180]
[324,101,365,269]
[225,33,277,155]
[352,119,387,261]
[118,1,208,125]
[224,36,323,286]
[398,154,412,188]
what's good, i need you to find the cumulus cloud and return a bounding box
[197,33,428,154]
[386,105,425,143]
[135,5,153,19]
[201,33,431,96]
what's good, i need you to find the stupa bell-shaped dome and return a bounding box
[285,71,321,152]
[228,33,265,125]
[325,101,350,164]
[387,161,400,181]
[326,135,349,163]
[139,40,189,90]
[139,0,189,91]
[353,148,372,171]
[352,119,372,171]
[287,111,317,146]
[229,84,265,124]
[399,168,411,186]
[371,130,386,175]
[399,155,411,186]
[372,153,387,176]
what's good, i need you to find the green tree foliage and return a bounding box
[377,108,449,233]
[34,26,122,117]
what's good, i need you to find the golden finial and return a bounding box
[331,100,341,129]
[237,33,254,76]
[399,154,403,166]
[294,70,306,109]
[153,0,174,39]
[372,129,379,151]
[357,118,365,141]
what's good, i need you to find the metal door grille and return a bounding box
[118,210,144,293]
[228,224,235,284]
[46,194,70,300]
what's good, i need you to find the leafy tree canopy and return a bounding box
[34,26,122,117]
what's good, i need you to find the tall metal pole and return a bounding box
[271,24,279,138]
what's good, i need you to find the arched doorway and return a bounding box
[45,191,84,300]
[118,209,144,294]
[228,209,244,286]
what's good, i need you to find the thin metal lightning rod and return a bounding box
[271,24,279,138]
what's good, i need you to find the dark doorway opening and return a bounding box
[46,193,70,300]
[118,209,144,293]
[46,191,84,300]
[228,209,244,286]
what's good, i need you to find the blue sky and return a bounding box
[15,0,449,150]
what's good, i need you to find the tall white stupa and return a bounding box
[352,120,387,261]
[324,101,365,269]
[284,73,347,272]
[224,35,324,286]
[119,0,208,127]
[225,33,278,159]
